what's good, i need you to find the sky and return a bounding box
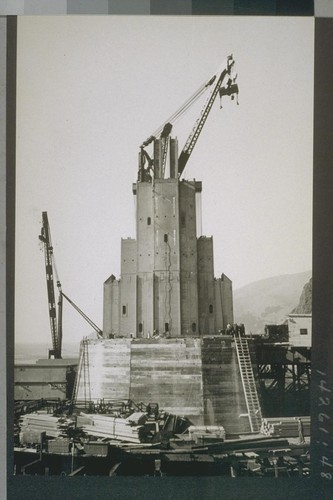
[15,16,314,348]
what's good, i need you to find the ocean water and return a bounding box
[14,342,80,364]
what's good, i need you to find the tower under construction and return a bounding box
[74,56,256,432]
[103,136,233,339]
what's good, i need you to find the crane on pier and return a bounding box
[138,54,239,181]
[39,212,103,358]
[39,211,63,359]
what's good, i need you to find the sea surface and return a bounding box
[14,342,80,364]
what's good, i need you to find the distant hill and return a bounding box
[233,270,312,334]
[291,277,312,314]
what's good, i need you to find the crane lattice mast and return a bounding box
[39,211,62,359]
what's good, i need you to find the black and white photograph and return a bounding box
[12,14,314,479]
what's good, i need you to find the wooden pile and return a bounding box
[260,417,310,438]
[79,413,147,443]
[19,413,73,438]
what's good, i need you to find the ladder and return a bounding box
[71,339,91,408]
[234,333,262,433]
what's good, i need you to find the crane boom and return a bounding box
[39,211,62,358]
[139,55,238,181]
[178,55,238,177]
[61,292,103,338]
[140,75,216,149]
[138,72,218,180]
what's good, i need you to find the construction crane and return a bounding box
[39,212,103,358]
[39,211,63,359]
[138,55,238,180]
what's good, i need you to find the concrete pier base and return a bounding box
[76,336,250,432]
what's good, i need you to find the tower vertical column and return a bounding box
[136,181,155,338]
[152,178,181,336]
[170,138,179,179]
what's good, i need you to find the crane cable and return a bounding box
[142,73,217,147]
[150,59,231,141]
[153,83,208,134]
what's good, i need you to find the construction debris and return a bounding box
[187,425,226,443]
[260,417,310,438]
[79,413,146,443]
[14,402,311,477]
[19,413,74,440]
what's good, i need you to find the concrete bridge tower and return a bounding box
[103,137,233,339]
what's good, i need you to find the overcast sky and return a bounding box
[15,16,313,347]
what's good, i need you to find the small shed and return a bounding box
[287,314,312,347]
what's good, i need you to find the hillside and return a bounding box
[233,270,312,334]
[291,277,312,314]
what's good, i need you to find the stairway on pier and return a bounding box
[234,333,262,433]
